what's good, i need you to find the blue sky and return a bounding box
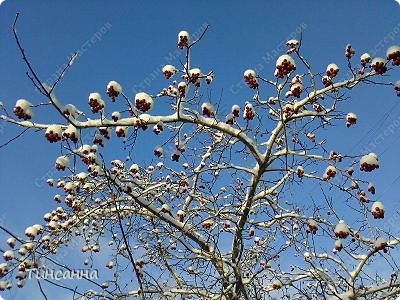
[0,0,400,299]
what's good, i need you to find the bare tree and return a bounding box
[1,14,400,300]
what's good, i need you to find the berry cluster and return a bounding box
[387,45,400,66]
[45,125,62,143]
[13,99,32,120]
[135,92,153,112]
[88,92,105,113]
[275,55,296,78]
[106,81,122,101]
[243,69,258,89]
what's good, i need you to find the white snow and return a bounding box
[116,126,128,136]
[139,113,151,123]
[135,92,153,112]
[346,112,357,119]
[89,92,101,100]
[286,39,299,47]
[201,102,215,116]
[161,203,170,212]
[63,104,79,119]
[335,220,349,235]
[326,63,339,73]
[178,81,187,90]
[46,124,62,136]
[290,82,302,92]
[112,111,121,120]
[25,226,38,238]
[162,65,177,75]
[371,57,385,66]
[291,75,302,84]
[3,250,14,261]
[79,144,91,154]
[56,155,70,168]
[325,165,336,173]
[243,69,256,78]
[107,80,122,93]
[189,68,202,76]
[360,53,371,61]
[308,219,317,227]
[374,237,387,249]
[14,99,33,119]
[360,153,379,170]
[76,172,88,181]
[129,163,139,173]
[276,54,295,67]
[15,99,32,112]
[178,30,189,41]
[372,201,384,211]
[6,237,15,248]
[33,224,43,233]
[154,145,163,155]
[64,124,80,140]
[231,104,240,113]
[386,45,400,58]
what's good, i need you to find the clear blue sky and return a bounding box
[1,1,400,298]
